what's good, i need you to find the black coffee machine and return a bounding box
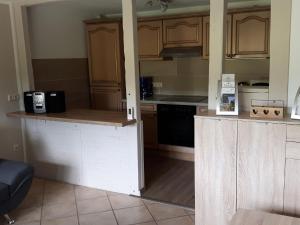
[140,76,153,99]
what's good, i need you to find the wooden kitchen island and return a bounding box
[8,109,141,196]
[195,111,300,225]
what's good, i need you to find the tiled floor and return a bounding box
[1,178,195,225]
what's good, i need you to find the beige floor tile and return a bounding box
[190,215,195,222]
[44,180,74,193]
[157,216,194,225]
[28,178,45,195]
[41,216,78,225]
[14,221,41,225]
[77,196,111,215]
[10,207,42,224]
[147,203,187,221]
[42,202,77,220]
[19,193,44,209]
[43,189,75,205]
[135,222,157,225]
[184,209,195,215]
[142,199,158,206]
[79,211,117,225]
[114,206,153,225]
[106,191,122,196]
[75,186,107,200]
[109,194,144,210]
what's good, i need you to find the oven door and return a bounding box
[157,104,196,148]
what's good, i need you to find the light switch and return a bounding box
[153,82,163,88]
[8,94,20,102]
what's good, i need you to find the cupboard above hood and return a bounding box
[159,46,202,58]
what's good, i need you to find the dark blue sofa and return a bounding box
[0,159,34,224]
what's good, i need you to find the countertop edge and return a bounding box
[140,100,208,106]
[194,110,300,125]
[122,95,209,107]
[7,111,136,127]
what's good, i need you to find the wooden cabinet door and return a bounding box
[163,17,202,48]
[237,121,286,212]
[86,22,123,86]
[90,87,122,111]
[284,142,300,217]
[232,11,270,58]
[195,118,237,225]
[202,15,232,59]
[142,111,158,149]
[138,20,163,59]
[284,159,300,217]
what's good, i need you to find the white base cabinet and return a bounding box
[25,119,141,196]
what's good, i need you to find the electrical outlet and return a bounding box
[13,144,21,152]
[8,94,20,102]
[153,82,163,88]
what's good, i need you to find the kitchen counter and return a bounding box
[123,95,208,106]
[12,109,141,196]
[7,109,136,127]
[195,110,300,125]
[194,110,300,225]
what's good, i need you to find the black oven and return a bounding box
[157,104,196,148]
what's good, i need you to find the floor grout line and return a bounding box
[39,179,46,225]
[142,199,158,225]
[15,178,195,225]
[143,199,195,224]
[106,192,120,225]
[73,185,81,225]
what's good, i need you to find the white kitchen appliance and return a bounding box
[239,86,269,111]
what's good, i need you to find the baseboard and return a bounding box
[146,146,194,162]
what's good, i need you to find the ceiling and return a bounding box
[27,0,271,16]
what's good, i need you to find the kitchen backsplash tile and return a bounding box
[140,57,269,96]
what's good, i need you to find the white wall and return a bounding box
[27,1,100,59]
[288,0,300,108]
[0,3,24,161]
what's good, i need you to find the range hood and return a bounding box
[160,46,202,58]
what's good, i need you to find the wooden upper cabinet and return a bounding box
[232,11,270,58]
[202,16,210,59]
[163,17,203,48]
[138,20,163,59]
[202,15,232,59]
[86,22,123,87]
